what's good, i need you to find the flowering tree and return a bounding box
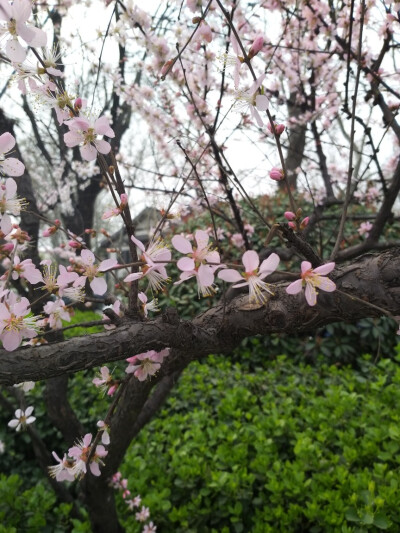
[1,0,400,530]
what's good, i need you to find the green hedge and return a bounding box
[118,349,400,532]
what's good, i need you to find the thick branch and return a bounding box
[1,248,400,386]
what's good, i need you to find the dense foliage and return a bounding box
[2,332,400,532]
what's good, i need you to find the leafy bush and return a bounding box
[118,349,400,532]
[0,474,89,532]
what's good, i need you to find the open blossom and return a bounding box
[219,251,280,304]
[68,433,108,478]
[234,74,269,127]
[43,298,70,329]
[0,292,40,350]
[93,366,119,396]
[286,261,336,307]
[218,34,243,89]
[143,522,157,533]
[358,221,373,237]
[0,133,25,177]
[138,292,159,317]
[136,506,150,522]
[102,193,128,220]
[75,249,118,296]
[64,115,115,161]
[8,406,35,431]
[48,452,75,482]
[124,236,171,293]
[11,256,43,284]
[0,178,26,235]
[172,230,221,297]
[0,0,47,63]
[126,348,170,381]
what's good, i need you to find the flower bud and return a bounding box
[300,217,309,230]
[160,59,174,78]
[269,168,284,181]
[267,122,285,136]
[248,35,264,59]
[284,211,296,221]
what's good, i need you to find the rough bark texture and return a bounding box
[1,247,399,386]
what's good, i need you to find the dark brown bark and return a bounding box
[1,247,399,386]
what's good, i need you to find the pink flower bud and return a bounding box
[267,122,285,136]
[1,243,14,252]
[68,240,82,249]
[269,168,284,181]
[288,221,296,229]
[284,211,296,221]
[120,193,128,206]
[249,36,264,58]
[300,217,309,230]
[160,59,174,78]
[74,97,82,110]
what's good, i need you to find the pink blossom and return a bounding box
[11,256,43,284]
[286,261,336,307]
[68,433,108,478]
[230,233,245,248]
[0,0,47,62]
[358,221,373,237]
[124,236,170,293]
[142,522,157,533]
[0,133,25,177]
[234,74,269,127]
[76,249,118,295]
[218,34,243,89]
[48,452,75,482]
[43,298,70,329]
[64,115,115,161]
[138,292,159,317]
[0,178,26,235]
[93,366,118,396]
[172,230,221,297]
[97,420,110,445]
[126,348,170,381]
[136,506,150,522]
[0,293,40,350]
[219,251,280,304]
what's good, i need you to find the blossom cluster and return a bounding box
[49,433,108,481]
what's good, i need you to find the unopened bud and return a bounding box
[300,217,309,230]
[74,97,83,110]
[267,122,285,136]
[160,59,174,78]
[284,211,296,221]
[269,168,284,181]
[192,16,201,23]
[248,35,264,59]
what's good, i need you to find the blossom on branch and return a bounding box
[125,348,170,381]
[0,0,47,62]
[0,292,40,350]
[172,229,221,297]
[286,261,336,307]
[218,250,280,305]
[233,74,269,127]
[64,115,115,161]
[0,133,25,177]
[124,236,171,293]
[68,433,108,478]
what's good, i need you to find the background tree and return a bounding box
[0,0,400,531]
